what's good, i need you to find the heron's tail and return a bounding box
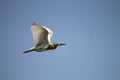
[23,49,35,53]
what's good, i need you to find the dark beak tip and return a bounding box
[60,43,66,46]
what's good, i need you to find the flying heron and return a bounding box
[23,23,66,53]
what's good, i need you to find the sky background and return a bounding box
[0,0,120,80]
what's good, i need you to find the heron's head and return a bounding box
[53,43,66,48]
[47,42,66,50]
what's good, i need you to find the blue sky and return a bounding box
[0,0,120,80]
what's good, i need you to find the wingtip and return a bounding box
[32,22,37,25]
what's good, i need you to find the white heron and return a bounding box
[23,23,66,53]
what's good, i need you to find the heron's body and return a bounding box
[23,23,65,53]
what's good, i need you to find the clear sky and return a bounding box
[0,0,120,80]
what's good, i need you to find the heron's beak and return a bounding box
[58,43,66,46]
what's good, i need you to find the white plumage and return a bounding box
[31,23,53,48]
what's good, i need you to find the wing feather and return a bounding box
[31,23,53,47]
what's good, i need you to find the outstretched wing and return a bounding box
[31,23,53,47]
[42,26,53,43]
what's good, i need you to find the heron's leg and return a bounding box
[23,49,35,53]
